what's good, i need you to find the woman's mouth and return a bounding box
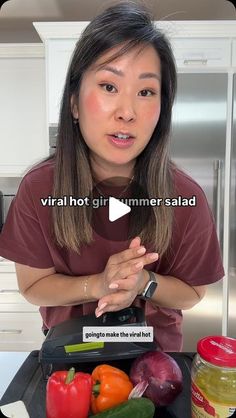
[108,133,135,148]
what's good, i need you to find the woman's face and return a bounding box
[72,44,161,170]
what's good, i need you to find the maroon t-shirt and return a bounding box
[0,159,224,351]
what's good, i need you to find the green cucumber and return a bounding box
[91,398,155,418]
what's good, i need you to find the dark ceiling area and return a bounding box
[0,0,235,43]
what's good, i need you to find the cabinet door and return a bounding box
[47,39,77,125]
[0,273,39,312]
[0,313,44,351]
[0,57,48,175]
[171,38,231,69]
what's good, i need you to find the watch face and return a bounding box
[145,281,157,298]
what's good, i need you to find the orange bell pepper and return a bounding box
[91,364,133,414]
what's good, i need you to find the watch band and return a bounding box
[141,271,158,300]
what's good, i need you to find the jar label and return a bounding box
[191,382,236,417]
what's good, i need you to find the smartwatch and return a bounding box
[141,271,158,300]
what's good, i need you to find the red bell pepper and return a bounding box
[46,367,92,418]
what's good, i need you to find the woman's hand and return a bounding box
[94,237,158,317]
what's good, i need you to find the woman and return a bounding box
[0,1,224,351]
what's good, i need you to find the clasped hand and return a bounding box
[95,236,159,317]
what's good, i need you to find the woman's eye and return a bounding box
[139,89,155,97]
[100,84,116,93]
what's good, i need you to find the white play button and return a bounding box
[109,197,131,222]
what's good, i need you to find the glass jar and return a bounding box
[191,336,236,418]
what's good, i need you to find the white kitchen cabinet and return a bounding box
[0,262,44,351]
[33,22,88,126]
[0,44,48,176]
[0,313,44,351]
[33,21,236,126]
[46,39,77,125]
[171,38,231,69]
[0,273,39,312]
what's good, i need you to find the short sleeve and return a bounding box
[0,175,54,268]
[158,175,225,286]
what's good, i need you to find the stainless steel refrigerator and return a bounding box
[171,72,235,350]
[229,74,236,339]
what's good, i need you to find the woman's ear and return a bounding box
[70,95,79,119]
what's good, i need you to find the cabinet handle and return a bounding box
[0,329,22,334]
[183,59,208,65]
[0,289,19,294]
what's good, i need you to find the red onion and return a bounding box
[129,351,183,406]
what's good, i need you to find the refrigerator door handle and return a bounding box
[214,159,223,241]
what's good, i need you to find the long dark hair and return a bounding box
[52,0,177,256]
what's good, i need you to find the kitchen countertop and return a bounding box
[0,351,194,418]
[0,352,29,399]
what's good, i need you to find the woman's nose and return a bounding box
[114,96,136,122]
